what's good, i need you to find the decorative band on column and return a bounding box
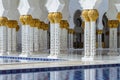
[0,17,8,26]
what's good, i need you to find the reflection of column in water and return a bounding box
[74,70,84,80]
[12,74,21,80]
[117,68,120,80]
[109,67,117,80]
[0,75,8,80]
[96,69,103,80]
[84,69,96,80]
[50,72,61,80]
[33,72,49,80]
[0,26,7,55]
[103,68,109,80]
[21,73,33,80]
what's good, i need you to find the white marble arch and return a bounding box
[0,0,9,16]
[28,0,41,19]
[3,0,20,20]
[69,0,82,29]
[106,0,120,20]
[97,0,108,30]
[62,0,69,21]
[39,0,48,23]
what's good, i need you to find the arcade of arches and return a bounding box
[0,0,120,60]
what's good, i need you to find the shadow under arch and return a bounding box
[102,12,109,48]
[73,9,84,49]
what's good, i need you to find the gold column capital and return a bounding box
[64,20,69,30]
[68,29,75,34]
[41,22,45,30]
[108,20,119,28]
[107,20,113,28]
[0,17,8,26]
[117,12,120,22]
[38,21,42,29]
[30,19,35,27]
[34,19,40,27]
[6,20,14,28]
[12,20,18,28]
[19,15,25,25]
[88,9,99,21]
[60,20,64,28]
[97,30,103,34]
[19,15,32,25]
[48,12,54,23]
[81,10,90,22]
[16,25,20,32]
[53,12,62,23]
[113,20,119,28]
[45,24,49,30]
[81,21,85,29]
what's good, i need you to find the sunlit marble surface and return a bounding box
[0,49,119,70]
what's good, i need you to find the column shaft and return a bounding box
[84,22,90,56]
[90,22,96,57]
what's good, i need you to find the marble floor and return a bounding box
[0,49,119,70]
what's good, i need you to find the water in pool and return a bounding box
[0,67,119,80]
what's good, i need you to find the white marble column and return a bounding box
[97,30,103,56]
[47,12,62,58]
[108,20,119,55]
[88,9,99,58]
[39,22,44,53]
[117,12,120,53]
[12,23,17,54]
[68,29,74,49]
[19,15,32,57]
[46,0,64,58]
[109,67,117,80]
[0,17,8,56]
[6,20,18,55]
[29,19,35,54]
[43,24,48,52]
[68,30,71,49]
[97,30,103,49]
[71,31,74,49]
[33,19,39,54]
[60,20,69,54]
[81,10,91,60]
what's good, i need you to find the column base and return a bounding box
[30,51,40,55]
[81,56,94,61]
[108,51,119,56]
[19,53,30,57]
[7,51,18,56]
[0,52,7,56]
[47,54,58,59]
